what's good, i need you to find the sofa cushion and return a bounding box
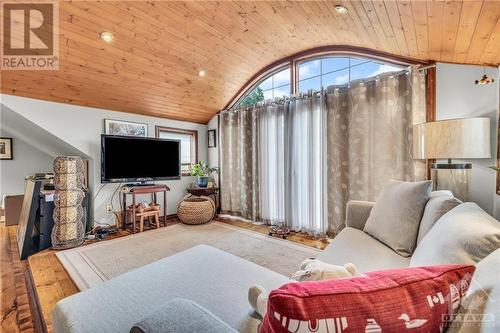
[130,298,237,333]
[52,245,289,333]
[417,193,462,245]
[345,200,375,230]
[261,265,475,333]
[363,180,432,257]
[447,249,500,333]
[411,203,500,266]
[317,227,410,273]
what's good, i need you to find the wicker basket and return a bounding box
[177,195,215,225]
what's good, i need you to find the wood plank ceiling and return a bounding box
[2,1,500,124]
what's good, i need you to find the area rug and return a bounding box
[56,221,321,290]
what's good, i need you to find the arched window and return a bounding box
[237,66,291,108]
[230,48,413,110]
[297,57,402,92]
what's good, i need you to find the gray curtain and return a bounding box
[326,68,426,235]
[219,108,260,220]
[220,68,426,235]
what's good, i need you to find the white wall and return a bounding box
[436,63,499,216]
[0,94,208,223]
[0,130,53,202]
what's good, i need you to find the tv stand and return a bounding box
[120,184,170,233]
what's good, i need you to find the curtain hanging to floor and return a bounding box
[326,68,427,235]
[219,67,426,236]
[284,94,328,236]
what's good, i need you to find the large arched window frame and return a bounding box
[225,46,431,110]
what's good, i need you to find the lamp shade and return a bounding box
[413,118,490,159]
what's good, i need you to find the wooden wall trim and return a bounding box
[425,64,437,180]
[497,81,500,195]
[155,126,199,174]
[223,45,430,110]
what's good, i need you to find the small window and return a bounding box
[156,126,198,176]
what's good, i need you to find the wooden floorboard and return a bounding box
[2,217,329,333]
[0,225,37,333]
[216,216,331,250]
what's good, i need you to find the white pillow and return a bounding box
[363,180,432,257]
[447,248,500,333]
[411,203,500,266]
[417,194,462,244]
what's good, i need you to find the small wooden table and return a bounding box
[121,184,170,233]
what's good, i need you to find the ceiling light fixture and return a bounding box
[334,5,348,14]
[198,69,207,77]
[100,32,114,43]
[474,67,495,85]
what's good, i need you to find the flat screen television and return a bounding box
[101,135,181,183]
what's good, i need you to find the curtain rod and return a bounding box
[418,64,436,72]
[219,68,413,114]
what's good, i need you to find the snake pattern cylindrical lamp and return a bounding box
[51,156,86,249]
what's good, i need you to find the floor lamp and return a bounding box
[413,118,491,201]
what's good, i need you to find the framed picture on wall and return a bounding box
[0,138,13,160]
[104,119,148,137]
[208,129,216,148]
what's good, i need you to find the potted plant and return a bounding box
[190,161,219,187]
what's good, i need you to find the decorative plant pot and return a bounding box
[197,176,209,187]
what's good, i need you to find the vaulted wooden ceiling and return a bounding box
[2,1,500,124]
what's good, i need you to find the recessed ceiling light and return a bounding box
[198,69,207,77]
[334,5,348,14]
[100,32,114,43]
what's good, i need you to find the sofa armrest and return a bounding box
[130,298,237,333]
[346,200,375,231]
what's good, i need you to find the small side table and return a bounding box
[121,184,170,233]
[186,187,219,214]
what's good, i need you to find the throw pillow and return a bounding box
[363,180,432,257]
[417,194,462,245]
[411,203,500,266]
[447,249,500,333]
[261,265,475,333]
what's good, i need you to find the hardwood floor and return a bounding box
[217,216,331,250]
[0,225,37,333]
[1,217,329,333]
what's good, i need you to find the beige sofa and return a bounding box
[53,192,500,333]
